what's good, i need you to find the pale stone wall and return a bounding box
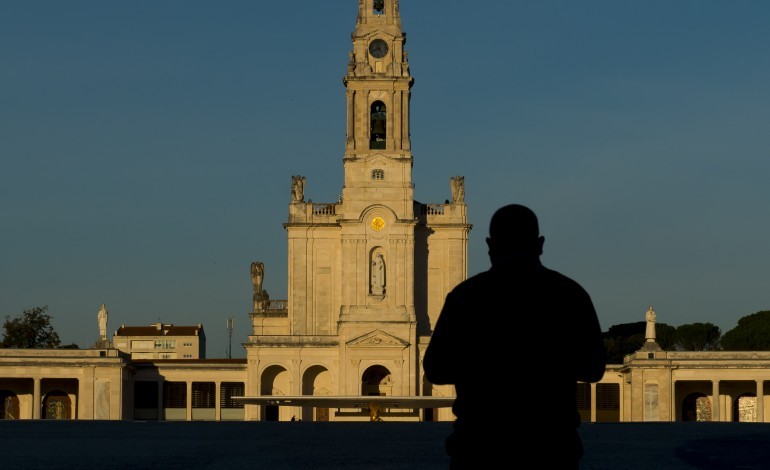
[0,348,128,420]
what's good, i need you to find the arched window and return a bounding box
[370,101,386,149]
[372,169,384,180]
[373,0,384,15]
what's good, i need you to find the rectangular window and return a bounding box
[154,340,176,350]
[131,340,154,351]
[192,382,215,408]
[163,382,187,408]
[131,352,154,359]
[596,383,620,410]
[220,382,245,409]
[576,383,591,409]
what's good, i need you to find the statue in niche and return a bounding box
[250,261,264,297]
[371,252,385,295]
[291,175,306,203]
[450,175,465,203]
[645,305,656,342]
[97,303,109,340]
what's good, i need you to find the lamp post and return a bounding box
[227,317,234,359]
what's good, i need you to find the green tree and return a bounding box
[721,311,770,351]
[1,306,61,348]
[674,322,721,351]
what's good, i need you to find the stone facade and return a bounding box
[0,348,129,419]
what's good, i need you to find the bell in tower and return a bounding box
[370,101,387,149]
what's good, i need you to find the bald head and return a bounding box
[486,204,544,264]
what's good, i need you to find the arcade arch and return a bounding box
[0,390,20,419]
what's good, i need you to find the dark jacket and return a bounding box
[423,258,606,466]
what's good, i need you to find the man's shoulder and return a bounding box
[540,265,578,282]
[449,265,590,295]
[452,270,495,290]
[539,265,590,289]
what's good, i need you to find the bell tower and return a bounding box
[332,0,419,367]
[339,0,414,222]
[246,1,470,418]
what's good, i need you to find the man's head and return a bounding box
[486,204,545,265]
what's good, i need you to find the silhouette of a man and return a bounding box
[423,204,606,469]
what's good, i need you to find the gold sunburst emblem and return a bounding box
[371,217,385,231]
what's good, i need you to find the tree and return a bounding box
[674,323,721,351]
[603,321,676,363]
[721,311,770,351]
[1,306,61,348]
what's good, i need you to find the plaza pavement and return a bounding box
[2,420,770,469]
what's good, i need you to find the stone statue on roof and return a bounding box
[645,306,656,342]
[98,303,109,340]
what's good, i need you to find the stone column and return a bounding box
[77,377,86,420]
[712,380,720,422]
[757,380,764,423]
[393,90,402,149]
[346,90,354,150]
[33,378,41,419]
[79,366,95,420]
[186,381,193,421]
[215,381,221,421]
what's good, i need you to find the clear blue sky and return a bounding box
[2,1,769,358]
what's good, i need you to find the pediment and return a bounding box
[361,31,397,42]
[368,154,389,166]
[347,329,408,348]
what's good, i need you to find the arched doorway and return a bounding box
[260,365,290,421]
[734,393,757,422]
[302,365,332,422]
[361,365,392,397]
[361,365,393,420]
[43,390,71,419]
[0,390,20,419]
[682,392,711,422]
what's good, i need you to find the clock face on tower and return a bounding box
[369,39,389,59]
